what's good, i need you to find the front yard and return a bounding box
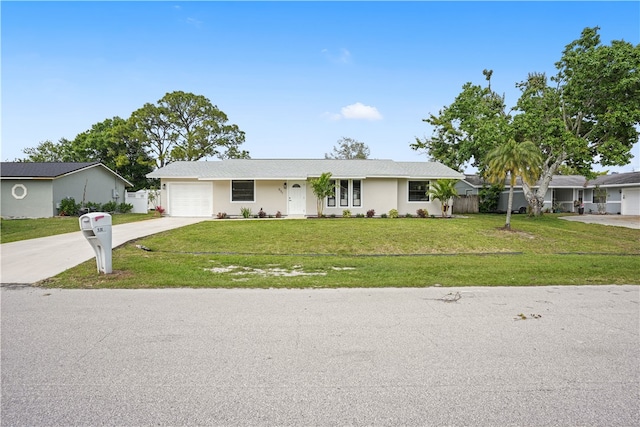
[41,214,640,288]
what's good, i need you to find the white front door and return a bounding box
[287,181,306,216]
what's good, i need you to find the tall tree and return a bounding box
[130,91,247,168]
[411,69,512,173]
[484,140,542,229]
[325,137,370,159]
[427,179,459,218]
[72,117,155,189]
[413,27,640,216]
[20,138,75,162]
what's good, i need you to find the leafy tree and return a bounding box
[309,172,336,217]
[478,183,504,213]
[411,69,512,173]
[72,117,155,189]
[427,179,459,218]
[325,137,370,159]
[130,91,247,168]
[20,138,76,162]
[484,140,542,229]
[413,27,640,216]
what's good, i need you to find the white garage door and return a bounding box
[621,188,640,215]
[168,182,212,217]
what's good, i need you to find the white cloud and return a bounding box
[340,102,383,120]
[321,48,351,64]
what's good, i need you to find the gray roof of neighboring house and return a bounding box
[147,159,465,180]
[1,162,133,186]
[462,172,639,189]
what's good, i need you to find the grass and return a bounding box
[0,213,158,244]
[41,214,640,288]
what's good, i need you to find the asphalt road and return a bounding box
[2,286,638,426]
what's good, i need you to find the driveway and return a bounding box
[0,217,205,284]
[2,286,638,426]
[559,214,640,229]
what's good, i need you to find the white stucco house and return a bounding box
[146,159,465,218]
[1,162,132,218]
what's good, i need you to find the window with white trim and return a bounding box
[408,180,430,202]
[231,180,254,202]
[327,179,362,208]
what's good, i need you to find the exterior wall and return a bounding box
[456,180,477,196]
[396,179,441,217]
[1,180,53,218]
[53,167,128,214]
[209,180,287,217]
[323,178,397,217]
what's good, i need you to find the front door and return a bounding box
[287,181,306,216]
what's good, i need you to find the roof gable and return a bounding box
[1,162,133,186]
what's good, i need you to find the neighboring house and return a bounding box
[146,159,464,218]
[460,172,640,215]
[1,162,132,218]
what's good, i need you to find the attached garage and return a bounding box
[167,182,213,217]
[621,188,640,216]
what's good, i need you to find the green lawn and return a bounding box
[42,214,640,288]
[0,213,158,244]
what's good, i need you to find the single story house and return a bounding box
[1,162,132,218]
[146,159,464,218]
[458,171,640,215]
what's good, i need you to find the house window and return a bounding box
[408,180,430,202]
[352,180,361,207]
[327,179,362,208]
[231,180,254,202]
[593,188,607,204]
[327,180,336,207]
[339,180,349,207]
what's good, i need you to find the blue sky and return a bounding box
[2,1,639,173]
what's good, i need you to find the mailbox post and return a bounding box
[79,212,113,274]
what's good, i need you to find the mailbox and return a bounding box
[79,212,112,274]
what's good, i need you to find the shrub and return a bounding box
[330,214,336,218]
[118,202,133,214]
[388,209,399,218]
[416,209,429,218]
[405,213,413,218]
[155,206,165,215]
[275,211,282,218]
[380,213,388,218]
[241,207,252,218]
[366,209,375,218]
[258,208,267,218]
[59,197,80,216]
[216,212,228,219]
[356,213,365,218]
[342,209,352,218]
[101,201,118,212]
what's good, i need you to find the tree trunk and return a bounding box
[523,154,566,216]
[505,182,514,230]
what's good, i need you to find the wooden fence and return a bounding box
[453,195,479,214]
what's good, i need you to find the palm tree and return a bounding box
[428,179,460,218]
[484,139,542,229]
[309,172,336,217]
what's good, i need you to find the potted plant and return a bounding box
[574,200,585,215]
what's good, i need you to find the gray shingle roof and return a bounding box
[1,162,100,178]
[1,162,133,186]
[147,159,465,180]
[462,172,639,188]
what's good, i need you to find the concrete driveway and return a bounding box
[0,217,205,284]
[559,214,640,229]
[2,286,638,426]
